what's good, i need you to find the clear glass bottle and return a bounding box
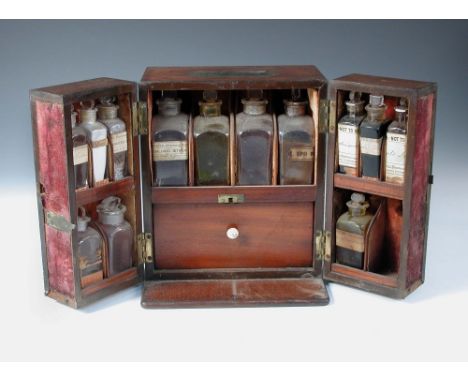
[278,96,315,185]
[359,95,389,180]
[335,193,374,269]
[385,99,408,184]
[152,97,189,186]
[193,91,230,186]
[236,91,273,185]
[71,107,89,189]
[76,207,103,287]
[97,97,128,181]
[96,196,133,276]
[337,92,366,176]
[78,102,108,185]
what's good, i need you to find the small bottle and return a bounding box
[97,97,128,181]
[385,99,408,184]
[335,193,374,269]
[96,196,133,276]
[152,96,189,186]
[359,95,388,180]
[78,102,108,185]
[337,92,365,176]
[236,91,274,185]
[71,107,89,189]
[194,91,230,186]
[278,92,315,185]
[76,207,104,287]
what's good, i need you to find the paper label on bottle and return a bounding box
[385,132,406,182]
[111,132,128,154]
[360,137,382,156]
[153,141,188,161]
[73,145,88,165]
[289,146,314,161]
[338,123,359,168]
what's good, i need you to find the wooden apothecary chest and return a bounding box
[30,66,436,308]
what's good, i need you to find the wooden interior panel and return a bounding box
[141,277,329,308]
[153,202,314,269]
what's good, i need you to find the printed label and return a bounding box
[73,145,88,165]
[338,123,359,168]
[153,141,188,161]
[360,137,382,156]
[385,132,406,182]
[111,132,128,154]
[289,146,314,161]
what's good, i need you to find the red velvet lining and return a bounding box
[407,94,434,287]
[36,101,75,297]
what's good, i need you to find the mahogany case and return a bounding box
[30,66,436,308]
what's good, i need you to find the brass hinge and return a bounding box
[319,99,336,134]
[137,232,153,263]
[132,102,148,136]
[315,230,331,262]
[45,211,75,232]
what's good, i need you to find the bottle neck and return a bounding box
[243,100,267,115]
[80,108,97,123]
[98,106,118,120]
[366,106,385,122]
[158,99,182,117]
[346,104,364,118]
[285,102,306,117]
[200,101,222,117]
[395,110,407,125]
[348,205,367,217]
[98,212,124,226]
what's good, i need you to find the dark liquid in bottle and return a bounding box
[237,130,272,185]
[280,130,313,185]
[195,131,229,186]
[73,134,88,189]
[360,121,388,179]
[153,130,188,186]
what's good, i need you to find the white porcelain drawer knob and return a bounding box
[226,227,239,240]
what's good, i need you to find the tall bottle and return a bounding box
[152,96,189,186]
[97,97,128,181]
[337,92,365,176]
[335,193,374,269]
[76,207,104,287]
[71,107,89,189]
[278,94,315,185]
[78,102,108,185]
[96,196,133,276]
[236,91,274,185]
[359,95,388,180]
[385,99,408,184]
[194,91,230,186]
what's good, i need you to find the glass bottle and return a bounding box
[359,95,389,180]
[97,97,128,181]
[78,102,108,185]
[76,207,103,287]
[193,91,230,186]
[335,193,374,269]
[71,107,89,189]
[385,99,408,184]
[152,97,189,186]
[337,92,366,176]
[236,91,273,185]
[96,196,133,276]
[278,96,315,185]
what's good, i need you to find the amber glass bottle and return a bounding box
[359,95,389,180]
[194,91,230,186]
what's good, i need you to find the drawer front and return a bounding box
[153,202,314,269]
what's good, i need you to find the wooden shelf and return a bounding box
[81,267,139,298]
[330,263,398,288]
[152,185,317,204]
[333,173,404,200]
[76,177,135,206]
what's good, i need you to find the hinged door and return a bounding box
[322,74,437,298]
[31,78,144,308]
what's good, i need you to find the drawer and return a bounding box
[153,202,314,269]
